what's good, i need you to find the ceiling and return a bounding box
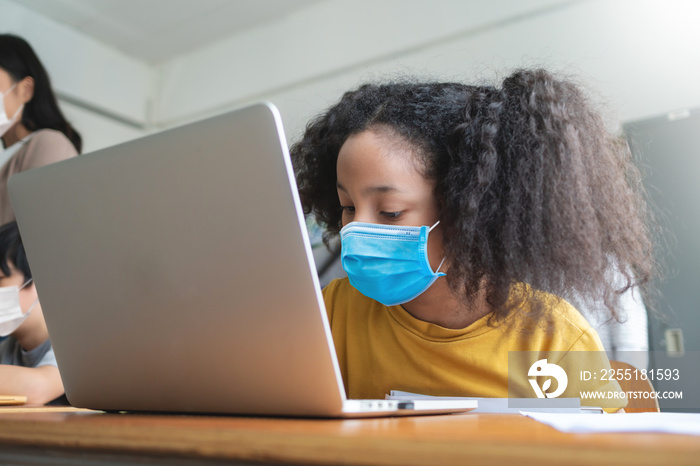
[10,0,323,64]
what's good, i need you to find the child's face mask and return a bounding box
[0,278,37,336]
[340,221,445,306]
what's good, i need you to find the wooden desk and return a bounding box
[0,407,698,465]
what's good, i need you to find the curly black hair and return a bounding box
[290,69,655,324]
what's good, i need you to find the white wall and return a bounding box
[3,0,700,149]
[154,0,700,141]
[154,0,569,126]
[59,101,147,154]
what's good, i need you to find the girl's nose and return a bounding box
[351,209,374,225]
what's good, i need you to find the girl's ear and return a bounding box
[18,76,34,103]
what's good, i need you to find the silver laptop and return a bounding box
[8,103,476,417]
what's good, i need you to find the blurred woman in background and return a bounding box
[0,34,81,223]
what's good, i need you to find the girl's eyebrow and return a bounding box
[336,182,402,195]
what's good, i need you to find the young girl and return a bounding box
[290,69,653,410]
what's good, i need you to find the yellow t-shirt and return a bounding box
[323,278,625,410]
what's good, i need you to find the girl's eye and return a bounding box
[381,211,403,219]
[340,206,355,213]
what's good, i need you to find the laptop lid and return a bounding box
[9,103,350,416]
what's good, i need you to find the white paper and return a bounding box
[521,412,700,435]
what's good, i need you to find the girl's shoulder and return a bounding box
[510,283,592,331]
[521,287,605,351]
[504,284,602,348]
[541,291,592,333]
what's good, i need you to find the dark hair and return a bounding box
[0,221,31,281]
[291,69,656,324]
[0,34,82,153]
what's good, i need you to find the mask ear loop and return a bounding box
[19,278,33,290]
[25,298,39,314]
[435,257,446,274]
[427,221,447,274]
[0,83,17,98]
[1,84,23,121]
[19,278,38,314]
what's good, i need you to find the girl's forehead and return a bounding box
[337,130,432,193]
[338,130,425,174]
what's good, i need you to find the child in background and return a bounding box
[0,221,63,404]
[291,69,654,410]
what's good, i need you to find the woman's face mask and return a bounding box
[0,83,23,138]
[0,278,37,336]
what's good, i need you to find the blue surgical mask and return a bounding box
[340,221,446,306]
